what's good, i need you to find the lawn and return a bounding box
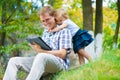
[53,49,120,80]
[0,49,120,80]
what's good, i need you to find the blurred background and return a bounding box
[0,0,120,79]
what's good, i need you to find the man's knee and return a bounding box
[35,53,49,62]
[8,57,21,65]
[9,57,17,63]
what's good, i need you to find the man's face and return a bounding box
[40,13,55,30]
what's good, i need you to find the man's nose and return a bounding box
[43,21,49,26]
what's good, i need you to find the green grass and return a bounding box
[53,49,120,80]
[0,49,120,80]
[0,66,28,80]
[0,65,4,80]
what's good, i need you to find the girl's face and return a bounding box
[55,17,63,25]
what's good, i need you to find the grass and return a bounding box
[0,66,4,80]
[0,66,28,80]
[0,49,120,80]
[53,49,120,80]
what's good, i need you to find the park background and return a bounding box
[0,0,120,80]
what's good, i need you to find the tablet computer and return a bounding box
[26,36,52,50]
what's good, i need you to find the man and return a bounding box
[3,6,72,80]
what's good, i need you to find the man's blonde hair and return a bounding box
[54,8,69,19]
[38,5,55,16]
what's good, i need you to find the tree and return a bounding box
[81,0,96,60]
[94,0,103,58]
[113,0,120,48]
[0,0,7,66]
[0,0,42,65]
[48,0,57,6]
[95,0,103,36]
[0,0,24,65]
[1,0,6,47]
[82,0,93,30]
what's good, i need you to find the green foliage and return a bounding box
[0,65,4,80]
[118,34,120,49]
[53,49,120,80]
[0,0,43,55]
[71,0,82,8]
[102,7,119,49]
[108,0,117,10]
[0,0,119,59]
[50,0,63,9]
[103,24,120,49]
[17,70,28,79]
[103,27,114,49]
[68,8,83,29]
[0,42,30,54]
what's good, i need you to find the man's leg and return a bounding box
[26,53,65,80]
[3,57,34,80]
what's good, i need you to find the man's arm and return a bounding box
[30,28,72,59]
[30,43,67,59]
[38,48,67,59]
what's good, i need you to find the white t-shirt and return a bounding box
[63,19,79,37]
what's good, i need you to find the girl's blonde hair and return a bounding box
[54,8,69,20]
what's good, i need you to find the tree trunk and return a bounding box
[0,2,6,46]
[113,0,120,48]
[94,0,103,58]
[0,1,7,66]
[82,0,93,30]
[95,0,103,35]
[82,0,95,60]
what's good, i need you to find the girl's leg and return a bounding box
[77,53,85,65]
[78,48,92,63]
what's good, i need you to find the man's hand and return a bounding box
[29,42,44,53]
[29,42,67,59]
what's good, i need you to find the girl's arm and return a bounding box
[50,23,68,32]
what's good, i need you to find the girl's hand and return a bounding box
[49,28,58,33]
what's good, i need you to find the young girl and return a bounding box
[50,8,93,65]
